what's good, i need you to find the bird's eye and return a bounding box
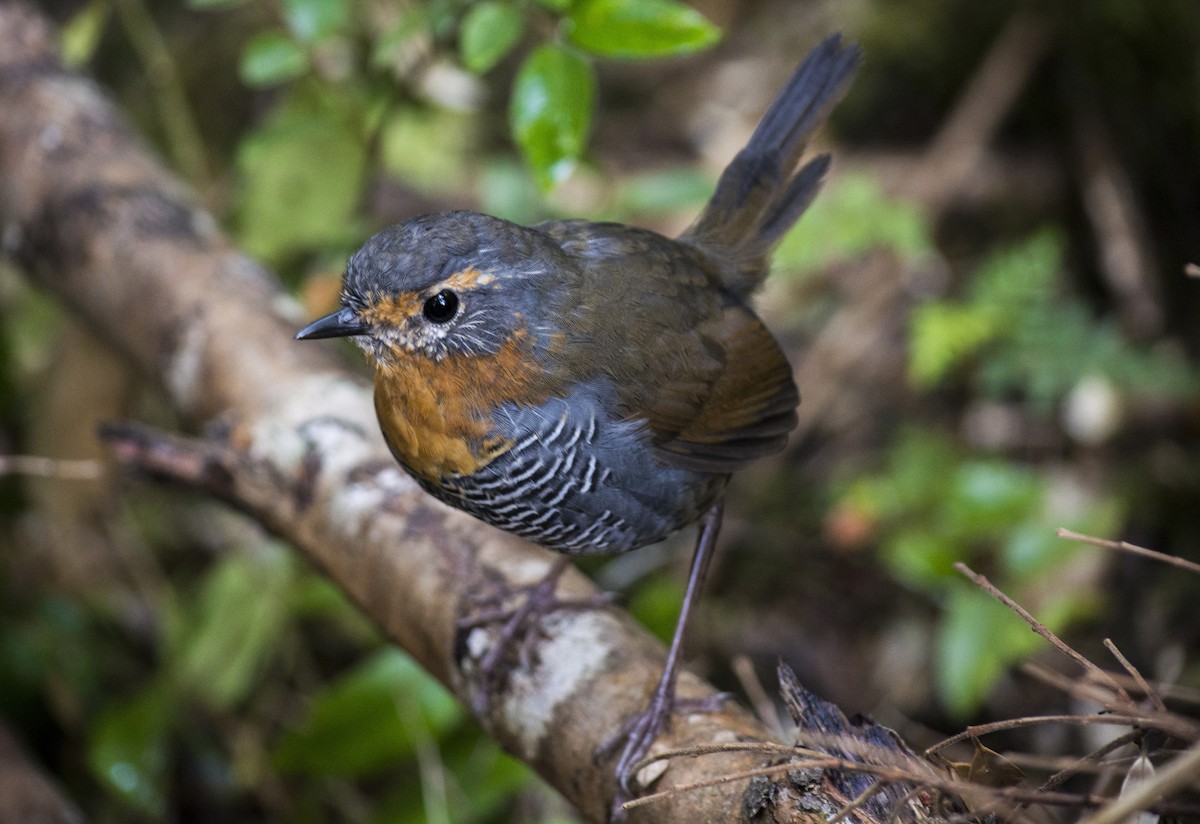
[422,289,459,324]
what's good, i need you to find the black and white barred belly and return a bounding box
[430,383,726,555]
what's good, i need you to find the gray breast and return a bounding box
[437,382,726,555]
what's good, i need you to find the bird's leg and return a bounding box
[458,555,612,715]
[604,499,726,819]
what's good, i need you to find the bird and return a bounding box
[297,34,859,815]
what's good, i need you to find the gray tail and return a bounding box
[681,34,860,296]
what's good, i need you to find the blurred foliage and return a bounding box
[773,172,934,275]
[910,230,1197,405]
[3,0,1200,820]
[837,428,1121,716]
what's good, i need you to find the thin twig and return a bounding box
[732,654,786,737]
[1078,740,1200,824]
[1037,729,1143,793]
[1018,662,1200,740]
[1057,528,1200,575]
[829,779,887,823]
[954,562,1136,708]
[1103,639,1168,713]
[928,715,1153,756]
[621,748,1180,815]
[0,454,103,479]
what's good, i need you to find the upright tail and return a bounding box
[682,34,860,296]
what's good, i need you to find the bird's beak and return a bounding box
[295,307,369,340]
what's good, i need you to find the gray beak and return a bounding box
[295,308,368,340]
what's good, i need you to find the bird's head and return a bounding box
[296,211,563,364]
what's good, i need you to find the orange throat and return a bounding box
[371,335,548,482]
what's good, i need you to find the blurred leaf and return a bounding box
[614,168,712,215]
[943,462,1040,536]
[477,158,545,224]
[365,739,535,824]
[372,7,430,69]
[904,229,1199,410]
[510,44,594,188]
[188,0,248,7]
[534,0,573,11]
[61,0,111,68]
[876,428,959,516]
[967,229,1059,319]
[1000,522,1066,579]
[909,303,996,386]
[774,173,932,275]
[88,685,172,815]
[171,546,294,711]
[935,586,1039,717]
[379,107,475,193]
[240,31,309,87]
[460,2,525,73]
[235,90,368,262]
[283,0,347,42]
[273,649,463,776]
[883,532,960,590]
[628,575,683,644]
[566,0,720,58]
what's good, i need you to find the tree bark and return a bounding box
[0,4,932,821]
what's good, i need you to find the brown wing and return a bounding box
[629,304,799,473]
[541,219,799,473]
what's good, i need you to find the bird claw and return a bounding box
[600,690,732,820]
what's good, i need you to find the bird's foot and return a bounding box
[599,686,730,820]
[457,557,612,715]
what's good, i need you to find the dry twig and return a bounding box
[954,563,1135,708]
[1057,528,1200,576]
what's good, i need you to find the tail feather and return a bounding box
[682,34,860,295]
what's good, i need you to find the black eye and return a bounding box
[422,289,459,323]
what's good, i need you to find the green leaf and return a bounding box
[943,461,1040,537]
[967,229,1061,319]
[61,0,111,68]
[273,649,462,776]
[477,158,544,224]
[88,685,173,815]
[379,107,474,193]
[460,2,525,73]
[234,90,368,262]
[187,0,248,7]
[773,174,932,275]
[170,547,294,711]
[882,531,960,591]
[239,31,309,87]
[935,587,1039,717]
[628,575,684,644]
[283,0,347,42]
[615,168,712,214]
[373,8,430,69]
[509,44,594,189]
[566,0,720,58]
[909,302,996,386]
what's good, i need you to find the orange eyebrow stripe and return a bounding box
[357,267,496,326]
[442,265,496,291]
